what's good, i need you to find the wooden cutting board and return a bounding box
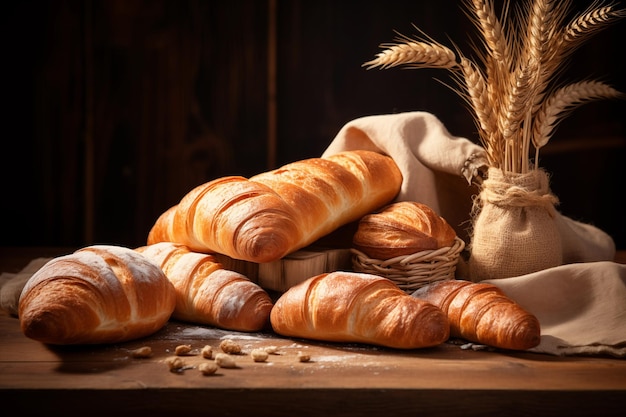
[214,221,359,292]
[215,246,353,292]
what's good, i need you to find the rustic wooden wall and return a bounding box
[2,0,625,250]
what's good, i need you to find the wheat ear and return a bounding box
[365,0,625,174]
[532,80,624,162]
[501,59,540,173]
[517,0,560,172]
[523,0,570,96]
[363,32,458,70]
[465,0,512,162]
[458,57,501,167]
[560,3,626,51]
[467,0,512,62]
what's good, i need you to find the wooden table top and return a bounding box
[1,247,626,417]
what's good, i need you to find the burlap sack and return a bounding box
[468,167,563,281]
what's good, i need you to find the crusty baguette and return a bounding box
[412,280,541,350]
[147,150,402,263]
[270,271,449,349]
[145,205,176,246]
[353,201,457,259]
[136,242,273,332]
[18,245,176,345]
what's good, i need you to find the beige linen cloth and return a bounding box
[2,112,623,356]
[322,111,624,357]
[0,257,51,317]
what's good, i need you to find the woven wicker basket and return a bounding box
[351,237,466,293]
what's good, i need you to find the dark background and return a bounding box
[2,0,625,250]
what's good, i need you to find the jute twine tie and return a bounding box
[475,169,559,215]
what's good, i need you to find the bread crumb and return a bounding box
[215,353,237,368]
[130,346,152,358]
[201,345,213,359]
[198,362,218,376]
[263,345,279,354]
[165,356,185,372]
[297,351,311,362]
[250,349,269,362]
[220,339,242,354]
[175,344,193,356]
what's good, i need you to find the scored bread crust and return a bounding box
[353,201,457,259]
[412,279,541,350]
[270,271,450,349]
[147,150,402,263]
[137,242,273,332]
[18,245,176,345]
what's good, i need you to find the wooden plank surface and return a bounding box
[3,310,626,390]
[2,310,626,416]
[1,249,626,417]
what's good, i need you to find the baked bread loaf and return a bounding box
[145,205,176,246]
[412,280,541,350]
[147,150,402,263]
[18,245,176,345]
[136,242,273,332]
[353,201,457,259]
[270,271,449,349]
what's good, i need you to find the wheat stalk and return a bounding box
[518,0,555,172]
[365,0,625,174]
[464,0,512,167]
[502,59,540,172]
[457,57,502,166]
[532,80,624,162]
[537,2,623,102]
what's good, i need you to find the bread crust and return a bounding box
[353,201,457,259]
[412,280,541,350]
[18,245,176,345]
[137,242,273,332]
[270,271,450,349]
[147,150,402,263]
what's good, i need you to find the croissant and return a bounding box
[18,245,176,345]
[412,280,541,350]
[145,205,176,246]
[136,242,273,332]
[270,271,450,349]
[353,201,457,259]
[147,150,402,263]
